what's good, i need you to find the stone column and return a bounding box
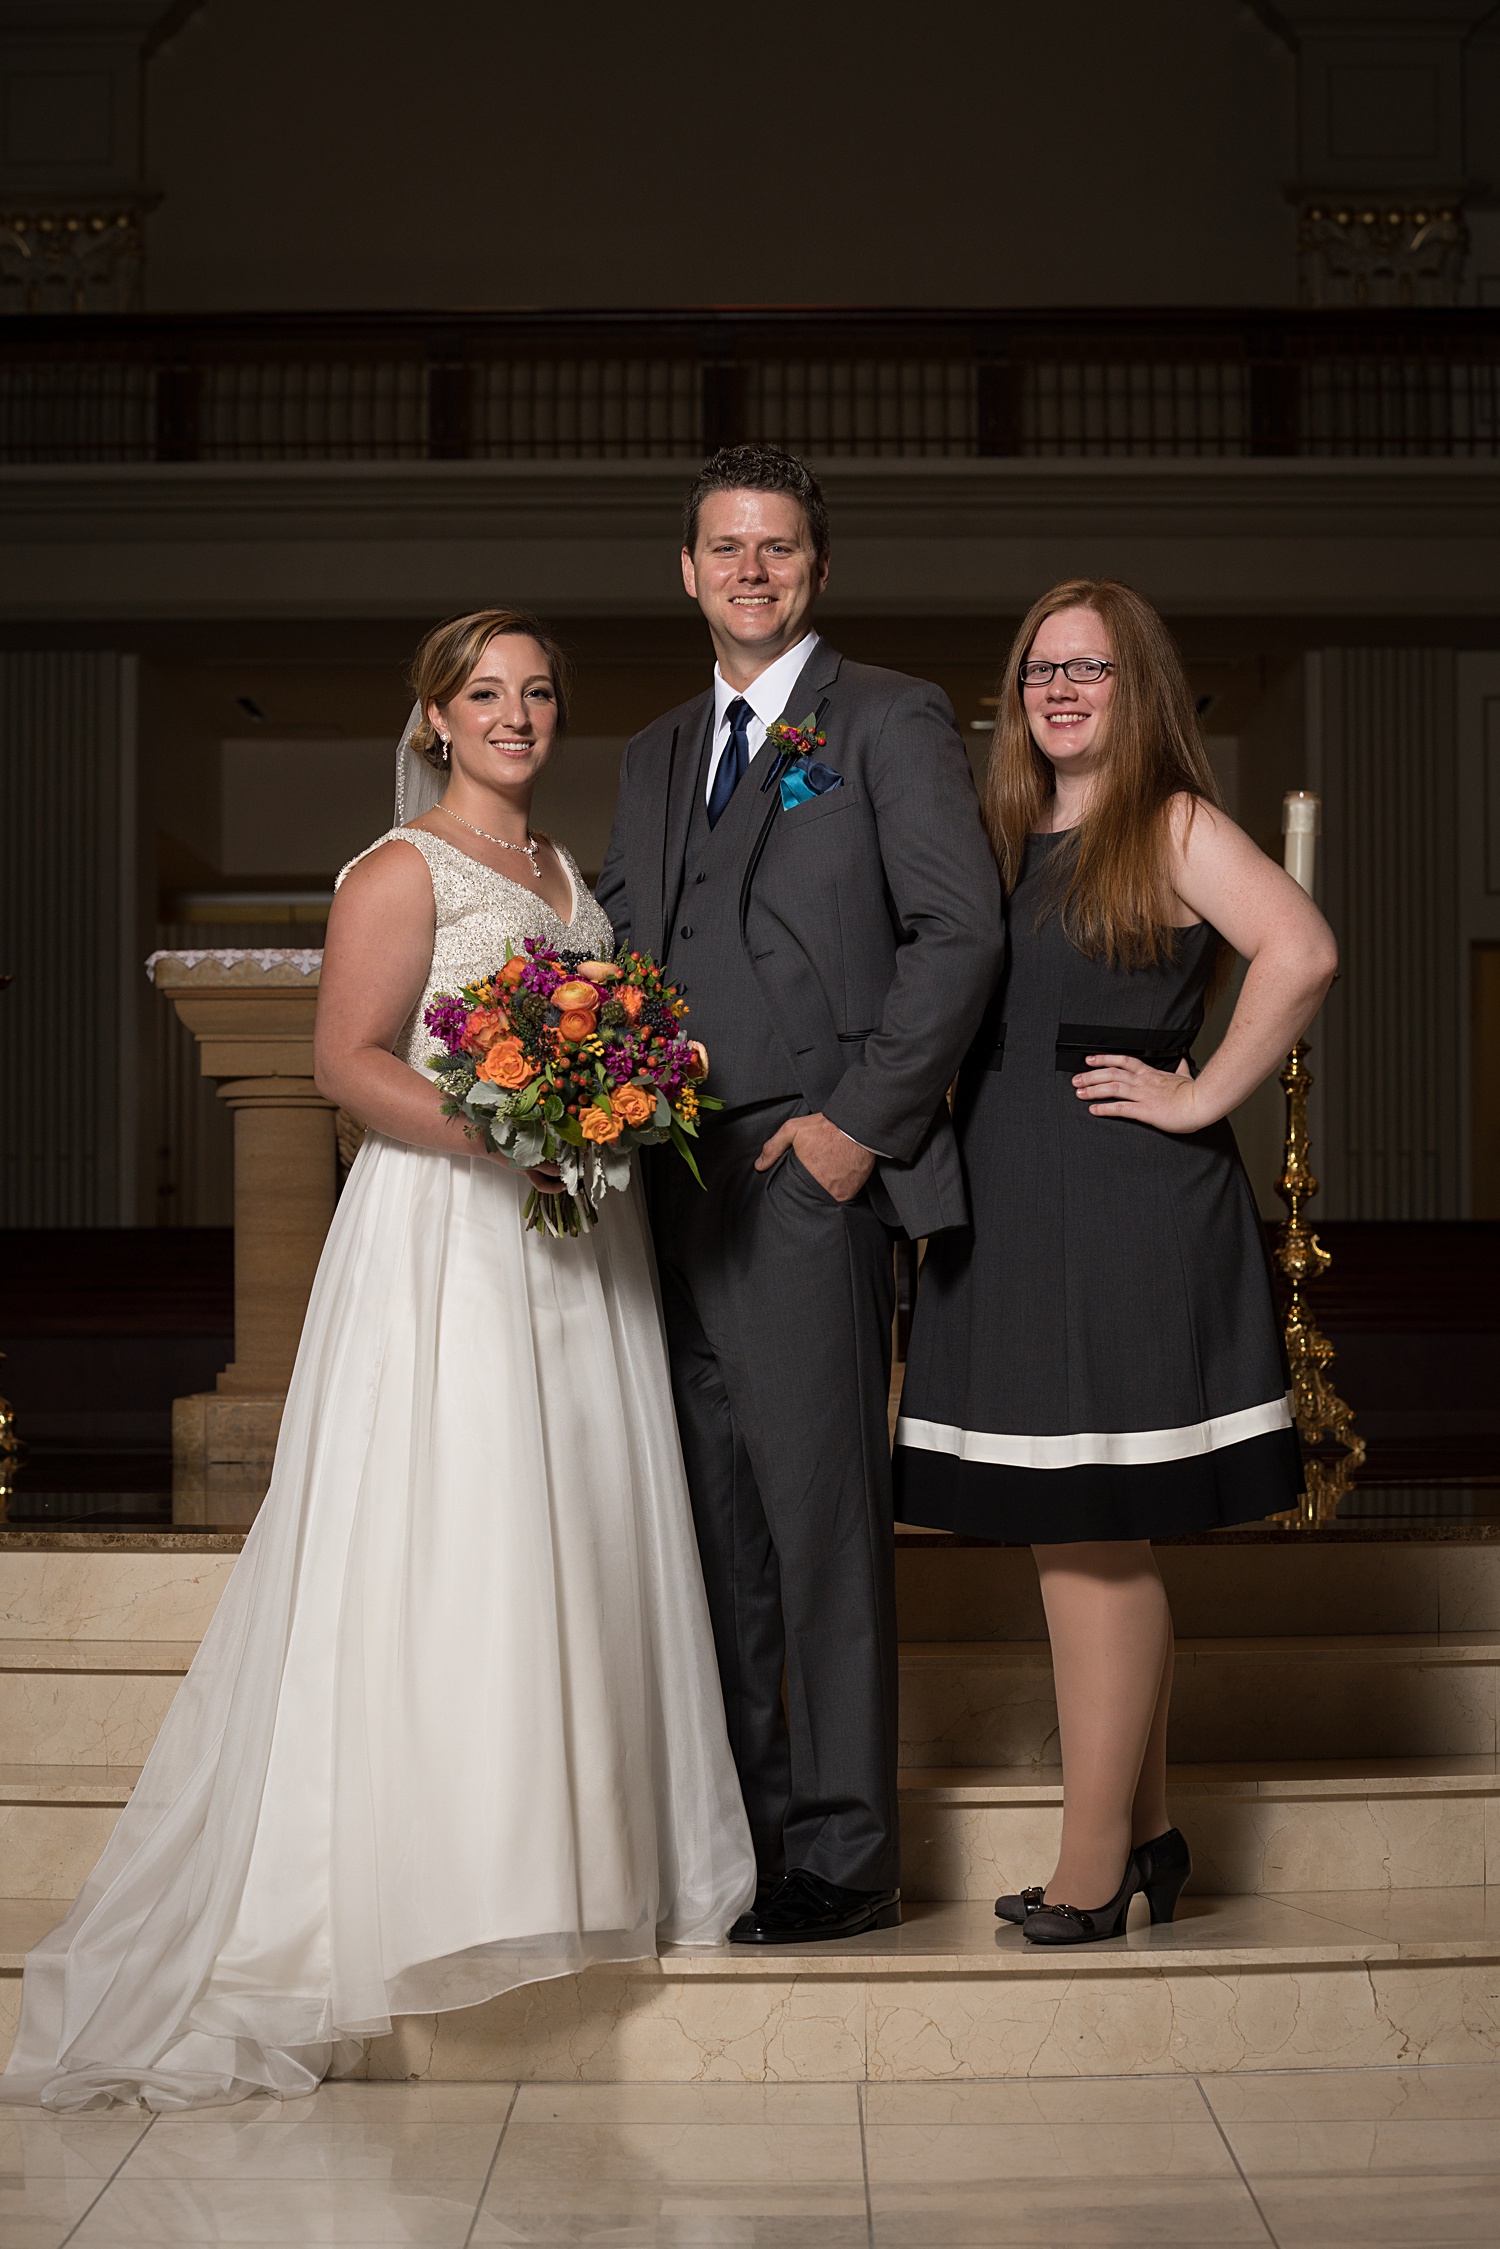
[148,950,331,1523]
[216,1084,336,1398]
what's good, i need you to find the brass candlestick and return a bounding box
[1273,1039,1365,1527]
[0,1353,21,1522]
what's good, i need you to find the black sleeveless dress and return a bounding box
[893,833,1302,1542]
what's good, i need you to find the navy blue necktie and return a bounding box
[707,697,753,829]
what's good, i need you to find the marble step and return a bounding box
[900,1634,1500,1766]
[901,1757,1500,1900]
[0,1765,136,1897]
[0,1547,236,1643]
[0,1640,197,1766]
[4,1538,1498,1658]
[3,1627,1496,1775]
[4,1890,1498,2082]
[896,1540,1500,1640]
[3,1754,1495,1911]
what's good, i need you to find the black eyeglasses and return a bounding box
[1019,659,1115,686]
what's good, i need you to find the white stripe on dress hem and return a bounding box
[895,1391,1295,1471]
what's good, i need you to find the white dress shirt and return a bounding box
[705,633,820,806]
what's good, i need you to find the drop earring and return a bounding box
[439,736,451,766]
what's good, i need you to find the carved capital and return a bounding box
[1297,192,1470,304]
[0,198,148,310]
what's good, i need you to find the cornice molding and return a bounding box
[0,456,1494,620]
[1,453,1495,527]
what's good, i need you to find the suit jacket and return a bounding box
[594,640,1005,1238]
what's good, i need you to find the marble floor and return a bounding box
[4,2064,1500,2247]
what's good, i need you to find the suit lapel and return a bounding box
[729,646,843,932]
[654,688,712,954]
[774,639,843,731]
[654,645,845,945]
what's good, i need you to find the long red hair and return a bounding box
[984,577,1222,970]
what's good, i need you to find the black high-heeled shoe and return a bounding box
[1131,1826,1192,1924]
[994,1885,1045,1926]
[1022,1855,1141,1946]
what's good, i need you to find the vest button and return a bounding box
[680,924,693,939]
[695,872,707,884]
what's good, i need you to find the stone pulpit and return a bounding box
[148,948,333,1522]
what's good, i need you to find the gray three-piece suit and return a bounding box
[596,639,1003,1890]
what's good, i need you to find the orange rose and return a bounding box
[476,1036,536,1090]
[553,979,600,1013]
[557,1008,598,1042]
[498,957,528,988]
[611,1083,655,1128]
[684,1040,709,1082]
[581,1104,624,1143]
[577,960,620,983]
[617,985,645,1020]
[462,1005,509,1053]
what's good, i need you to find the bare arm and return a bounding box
[1073,797,1338,1133]
[313,840,484,1153]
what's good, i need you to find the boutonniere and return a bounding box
[765,712,827,770]
[763,711,846,811]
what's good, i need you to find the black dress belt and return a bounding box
[1052,1023,1198,1074]
[959,1026,1006,1074]
[960,1023,1199,1076]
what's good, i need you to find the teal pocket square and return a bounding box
[780,759,844,811]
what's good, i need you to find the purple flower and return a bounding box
[518,943,564,999]
[423,994,469,1051]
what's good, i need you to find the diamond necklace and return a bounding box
[435,802,541,878]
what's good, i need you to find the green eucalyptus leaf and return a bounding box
[599,1143,633,1194]
[511,1126,547,1170]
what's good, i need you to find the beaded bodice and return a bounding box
[336,826,615,1070]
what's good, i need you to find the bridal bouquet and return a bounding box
[423,940,716,1237]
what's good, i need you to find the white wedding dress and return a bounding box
[2,828,755,2111]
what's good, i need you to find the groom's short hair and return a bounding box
[683,444,830,559]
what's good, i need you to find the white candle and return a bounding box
[1282,790,1320,896]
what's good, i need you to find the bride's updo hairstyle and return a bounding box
[985,576,1222,972]
[408,607,572,771]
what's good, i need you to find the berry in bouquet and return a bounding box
[423,940,717,1236]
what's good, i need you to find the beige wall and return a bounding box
[142,0,1296,311]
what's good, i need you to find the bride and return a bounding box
[3,607,756,2111]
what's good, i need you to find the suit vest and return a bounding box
[661,722,798,1112]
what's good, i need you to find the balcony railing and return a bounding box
[1,307,1497,464]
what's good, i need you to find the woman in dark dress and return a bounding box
[893,578,1337,1946]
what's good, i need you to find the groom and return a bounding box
[596,446,1003,1941]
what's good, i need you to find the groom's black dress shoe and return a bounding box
[728,1875,784,1942]
[727,1868,901,1945]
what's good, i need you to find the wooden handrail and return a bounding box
[3,305,1496,462]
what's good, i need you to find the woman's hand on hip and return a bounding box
[1072,1054,1205,1133]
